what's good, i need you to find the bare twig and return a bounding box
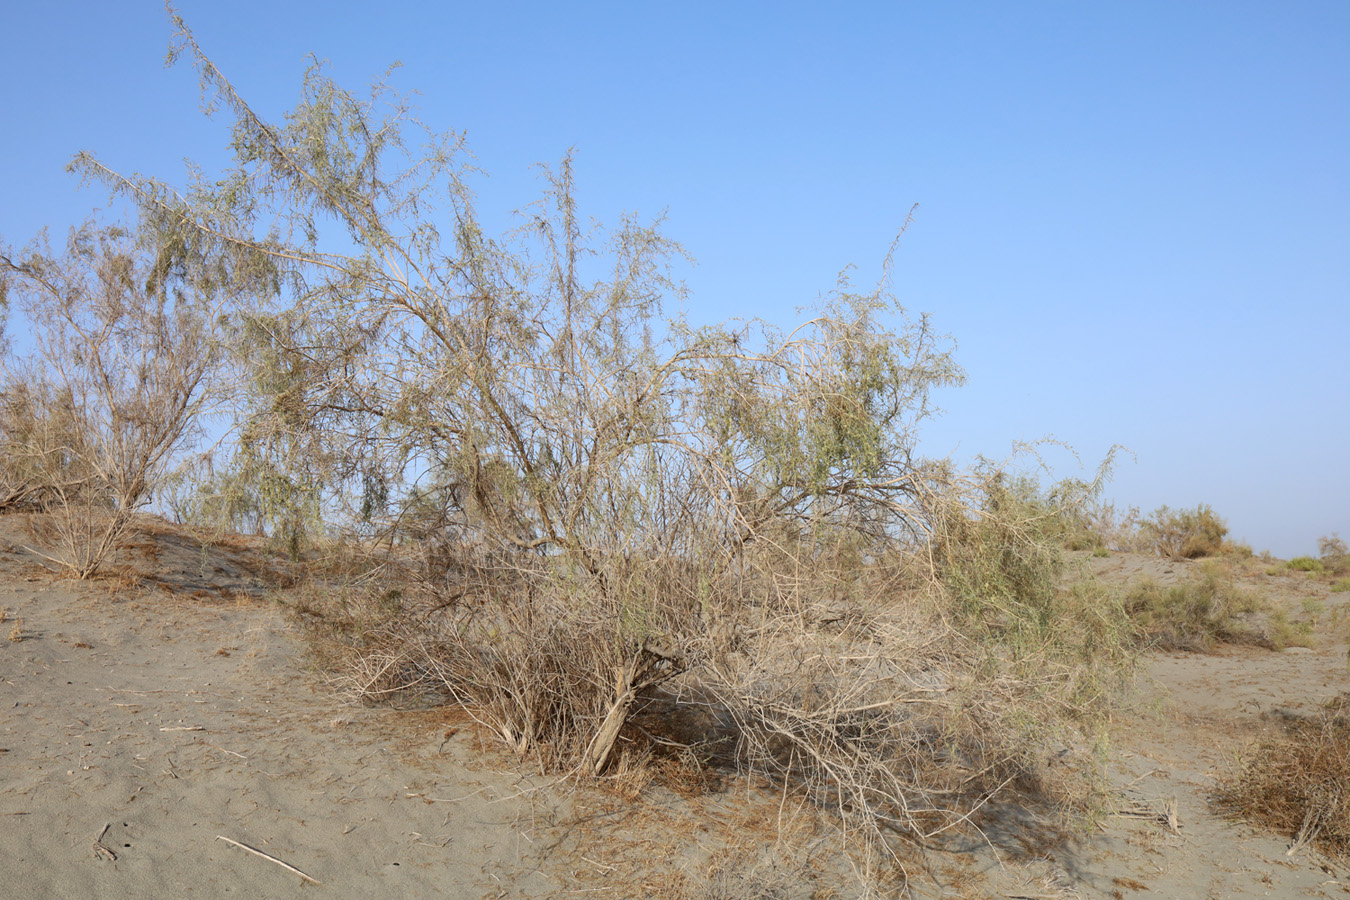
[215,835,322,885]
[92,822,118,861]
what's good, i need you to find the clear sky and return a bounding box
[2,2,1346,557]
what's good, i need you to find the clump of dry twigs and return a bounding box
[0,222,222,578]
[1122,565,1267,652]
[1214,695,1350,863]
[296,478,1132,885]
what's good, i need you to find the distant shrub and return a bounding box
[1220,540,1253,559]
[1123,566,1264,651]
[1320,534,1350,576]
[1143,504,1228,559]
[1320,533,1349,561]
[1078,501,1151,553]
[1287,557,1325,574]
[1331,579,1350,593]
[1215,695,1350,864]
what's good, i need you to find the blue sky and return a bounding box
[2,2,1346,556]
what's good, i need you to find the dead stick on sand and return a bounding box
[159,726,206,732]
[210,745,248,759]
[92,823,118,862]
[215,836,322,885]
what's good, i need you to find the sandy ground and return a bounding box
[2,519,1349,899]
[0,520,568,899]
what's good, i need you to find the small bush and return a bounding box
[1287,556,1325,574]
[1215,695,1350,864]
[1123,567,1265,651]
[1266,611,1315,651]
[1332,578,1350,593]
[1319,534,1349,576]
[0,223,221,578]
[1142,504,1228,559]
[1303,598,1327,620]
[1320,533,1348,561]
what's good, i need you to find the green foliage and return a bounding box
[930,473,1136,709]
[1266,610,1315,651]
[1142,503,1228,559]
[931,474,1064,638]
[1332,578,1350,593]
[1287,556,1325,573]
[78,14,970,573]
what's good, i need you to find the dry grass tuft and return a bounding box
[1214,694,1350,863]
[1122,565,1268,651]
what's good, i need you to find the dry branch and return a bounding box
[215,835,322,885]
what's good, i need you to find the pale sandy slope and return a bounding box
[0,526,563,900]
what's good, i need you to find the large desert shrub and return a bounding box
[81,8,1135,886]
[0,223,222,577]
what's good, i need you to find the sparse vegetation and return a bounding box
[1266,610,1316,651]
[0,7,1344,900]
[1076,501,1150,553]
[1122,565,1266,651]
[1062,501,1258,563]
[1215,695,1350,864]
